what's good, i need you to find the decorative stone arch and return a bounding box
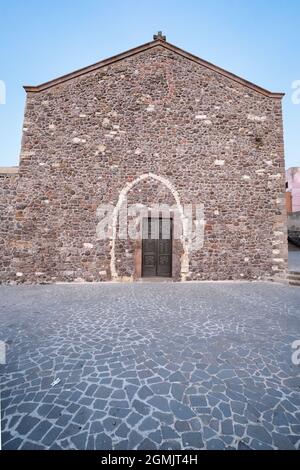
[110,172,189,281]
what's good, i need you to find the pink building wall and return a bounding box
[286,167,300,212]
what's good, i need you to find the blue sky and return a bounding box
[0,0,299,168]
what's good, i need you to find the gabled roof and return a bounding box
[24,35,284,99]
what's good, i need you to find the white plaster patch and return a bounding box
[146,105,155,112]
[195,114,207,120]
[215,160,225,166]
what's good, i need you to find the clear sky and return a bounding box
[0,0,299,168]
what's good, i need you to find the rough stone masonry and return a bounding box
[0,34,288,283]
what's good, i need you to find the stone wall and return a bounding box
[0,43,288,283]
[0,169,18,282]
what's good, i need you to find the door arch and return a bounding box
[110,172,189,281]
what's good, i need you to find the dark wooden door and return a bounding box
[142,218,172,277]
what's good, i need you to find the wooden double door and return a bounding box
[142,218,172,277]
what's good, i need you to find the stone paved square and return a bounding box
[0,282,300,450]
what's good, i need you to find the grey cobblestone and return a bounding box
[1,282,300,449]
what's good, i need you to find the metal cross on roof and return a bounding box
[153,31,166,41]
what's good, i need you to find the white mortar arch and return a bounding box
[110,172,189,281]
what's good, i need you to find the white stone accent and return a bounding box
[242,175,251,180]
[247,114,267,122]
[214,209,219,215]
[214,160,225,166]
[204,120,212,125]
[268,173,281,179]
[16,272,23,277]
[99,271,106,275]
[102,118,110,128]
[49,124,56,130]
[98,144,106,153]
[244,257,249,262]
[79,114,87,118]
[109,173,190,282]
[135,149,141,155]
[35,272,45,276]
[146,104,155,112]
[72,137,86,144]
[195,114,207,120]
[273,258,284,263]
[83,243,94,249]
[272,249,280,255]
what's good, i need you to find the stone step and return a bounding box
[289,279,300,286]
[288,274,300,281]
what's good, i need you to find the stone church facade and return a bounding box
[0,33,287,283]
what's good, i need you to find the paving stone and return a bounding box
[27,421,52,441]
[207,438,226,450]
[247,424,272,444]
[162,426,180,440]
[95,433,112,450]
[115,423,130,438]
[150,382,171,395]
[42,426,62,446]
[137,438,157,450]
[71,431,88,449]
[170,400,195,420]
[148,430,162,444]
[138,385,153,399]
[16,416,40,435]
[160,440,182,450]
[190,395,207,407]
[139,417,159,431]
[147,396,170,412]
[221,419,234,435]
[182,432,204,449]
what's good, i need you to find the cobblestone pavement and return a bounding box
[1,282,300,450]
